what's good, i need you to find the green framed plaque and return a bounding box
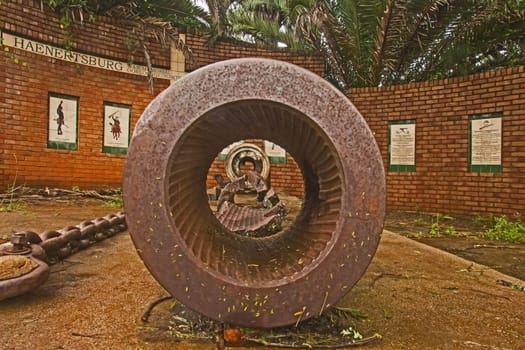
[47,93,79,150]
[468,113,502,173]
[264,140,287,164]
[388,120,416,172]
[103,101,131,155]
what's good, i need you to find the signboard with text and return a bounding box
[388,120,416,172]
[469,113,502,172]
[1,31,184,81]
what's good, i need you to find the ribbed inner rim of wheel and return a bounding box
[166,100,343,286]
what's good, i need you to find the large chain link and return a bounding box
[2,212,127,264]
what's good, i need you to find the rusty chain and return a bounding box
[2,212,127,264]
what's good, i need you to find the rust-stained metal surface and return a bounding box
[215,201,285,236]
[215,171,287,237]
[2,233,32,255]
[0,212,127,301]
[123,58,386,328]
[224,142,270,181]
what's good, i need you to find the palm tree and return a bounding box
[201,0,237,43]
[42,0,209,92]
[43,1,525,91]
[224,0,310,47]
[367,0,525,86]
[43,0,209,29]
[225,0,525,90]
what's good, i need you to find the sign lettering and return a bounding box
[2,31,184,81]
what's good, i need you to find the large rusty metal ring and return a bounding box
[224,142,270,181]
[123,58,386,328]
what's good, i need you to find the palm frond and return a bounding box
[42,0,200,93]
[42,0,525,90]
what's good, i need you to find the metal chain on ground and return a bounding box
[2,212,127,264]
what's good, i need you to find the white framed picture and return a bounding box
[48,93,78,150]
[103,101,131,154]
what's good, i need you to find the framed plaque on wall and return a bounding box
[388,120,416,172]
[102,101,131,155]
[48,93,79,150]
[264,140,287,164]
[469,113,503,173]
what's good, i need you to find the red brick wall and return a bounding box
[1,0,170,68]
[3,2,523,216]
[351,66,525,216]
[185,34,324,76]
[0,0,321,194]
[0,0,170,189]
[0,40,5,184]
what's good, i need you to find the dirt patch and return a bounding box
[384,209,525,281]
[1,198,524,349]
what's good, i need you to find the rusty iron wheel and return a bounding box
[224,142,270,181]
[123,58,386,328]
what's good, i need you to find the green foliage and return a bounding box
[0,200,25,212]
[41,0,201,92]
[473,214,493,228]
[444,226,458,237]
[413,217,424,225]
[225,0,318,49]
[484,215,525,243]
[427,213,458,237]
[104,195,124,209]
[42,0,92,49]
[38,0,525,91]
[428,222,441,237]
[0,154,25,212]
[133,0,208,29]
[217,0,525,90]
[43,0,208,31]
